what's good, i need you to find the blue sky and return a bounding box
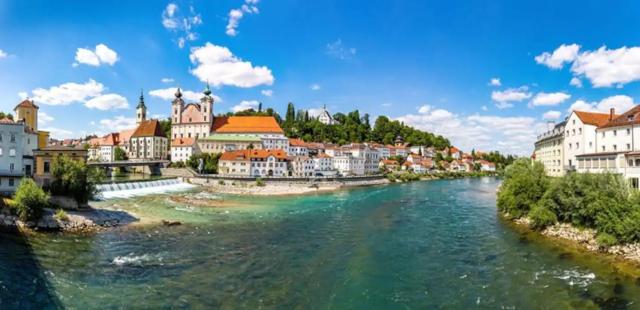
[1,1,640,155]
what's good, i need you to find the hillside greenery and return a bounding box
[497,158,640,245]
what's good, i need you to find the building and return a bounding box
[209,116,288,154]
[171,137,199,163]
[14,99,49,151]
[563,110,614,171]
[476,160,496,172]
[290,156,314,177]
[129,119,168,160]
[33,146,87,187]
[171,86,214,140]
[0,118,37,194]
[534,121,566,176]
[289,138,309,156]
[333,154,365,176]
[379,159,399,171]
[198,134,262,154]
[218,149,289,177]
[313,153,335,175]
[88,133,121,162]
[317,104,336,125]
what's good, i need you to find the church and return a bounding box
[169,85,288,161]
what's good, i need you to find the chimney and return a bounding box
[610,108,615,121]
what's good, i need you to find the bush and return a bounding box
[50,155,104,203]
[54,209,68,221]
[529,205,557,230]
[12,178,49,221]
[255,178,266,187]
[218,180,225,185]
[497,159,549,218]
[596,232,618,247]
[187,153,222,174]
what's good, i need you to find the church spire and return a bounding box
[203,81,212,96]
[175,87,182,98]
[137,89,146,109]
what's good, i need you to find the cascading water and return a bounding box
[95,178,196,200]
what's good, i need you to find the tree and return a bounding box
[114,147,128,161]
[12,178,49,221]
[50,155,104,203]
[497,159,549,218]
[159,118,172,138]
[187,153,222,174]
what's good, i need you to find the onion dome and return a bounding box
[203,82,212,96]
[175,87,183,98]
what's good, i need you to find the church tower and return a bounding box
[201,82,214,125]
[136,90,147,125]
[14,99,39,131]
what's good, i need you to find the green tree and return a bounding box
[187,153,222,174]
[497,158,549,218]
[50,155,103,203]
[114,147,128,161]
[159,118,172,139]
[12,178,49,221]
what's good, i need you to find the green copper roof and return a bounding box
[200,134,261,142]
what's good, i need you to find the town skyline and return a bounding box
[2,1,640,155]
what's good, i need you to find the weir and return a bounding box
[95,178,197,199]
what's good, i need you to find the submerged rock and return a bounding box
[162,220,182,226]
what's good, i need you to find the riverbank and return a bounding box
[0,206,139,233]
[188,176,390,196]
[511,216,640,269]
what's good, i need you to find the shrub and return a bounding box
[529,205,557,230]
[255,178,266,187]
[50,155,104,203]
[54,209,68,221]
[12,178,49,221]
[218,180,225,185]
[496,159,549,218]
[596,232,618,247]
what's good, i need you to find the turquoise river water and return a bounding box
[1,177,640,308]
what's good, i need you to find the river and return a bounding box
[1,177,639,308]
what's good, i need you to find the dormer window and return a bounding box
[628,114,635,121]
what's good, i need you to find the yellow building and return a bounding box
[14,99,38,132]
[33,146,87,186]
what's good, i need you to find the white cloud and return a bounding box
[568,95,636,114]
[42,127,75,139]
[570,77,583,88]
[530,92,571,107]
[535,43,580,69]
[231,100,259,112]
[84,94,129,110]
[162,3,202,48]
[542,110,562,120]
[18,92,28,100]
[491,86,532,109]
[98,115,137,131]
[538,44,640,88]
[29,79,105,106]
[396,105,545,155]
[326,39,357,60]
[0,49,7,59]
[189,42,274,88]
[310,84,321,91]
[488,78,501,87]
[481,105,488,111]
[149,87,222,102]
[74,44,118,67]
[226,0,260,37]
[38,112,54,125]
[381,102,392,107]
[161,78,174,83]
[261,89,273,97]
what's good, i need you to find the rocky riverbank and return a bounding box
[0,207,139,232]
[189,177,390,196]
[514,217,640,265]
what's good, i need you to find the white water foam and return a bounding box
[554,269,596,287]
[96,179,196,199]
[112,253,164,266]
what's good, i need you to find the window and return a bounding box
[614,130,617,136]
[614,145,618,151]
[602,146,606,151]
[572,129,575,135]
[589,142,593,148]
[602,132,605,138]
[10,134,15,143]
[579,128,582,134]
[9,163,14,171]
[573,119,576,125]
[628,128,632,135]
[9,149,15,157]
[576,142,580,148]
[9,178,14,187]
[628,144,632,150]
[44,161,50,173]
[569,143,572,149]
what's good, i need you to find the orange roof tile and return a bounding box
[598,105,640,128]
[171,137,195,146]
[211,116,284,134]
[289,138,307,147]
[14,99,39,110]
[574,111,617,127]
[118,128,135,142]
[132,120,166,138]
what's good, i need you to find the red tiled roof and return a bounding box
[171,137,195,147]
[211,116,284,134]
[132,120,166,138]
[317,153,332,158]
[598,105,640,128]
[574,111,617,127]
[14,99,39,110]
[289,138,307,147]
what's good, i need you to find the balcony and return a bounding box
[564,165,576,172]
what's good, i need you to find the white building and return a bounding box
[313,153,335,175]
[317,104,336,125]
[219,149,289,177]
[534,121,566,177]
[334,154,365,176]
[171,137,199,163]
[289,138,309,156]
[290,156,315,177]
[0,118,36,194]
[129,119,169,160]
[563,110,614,171]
